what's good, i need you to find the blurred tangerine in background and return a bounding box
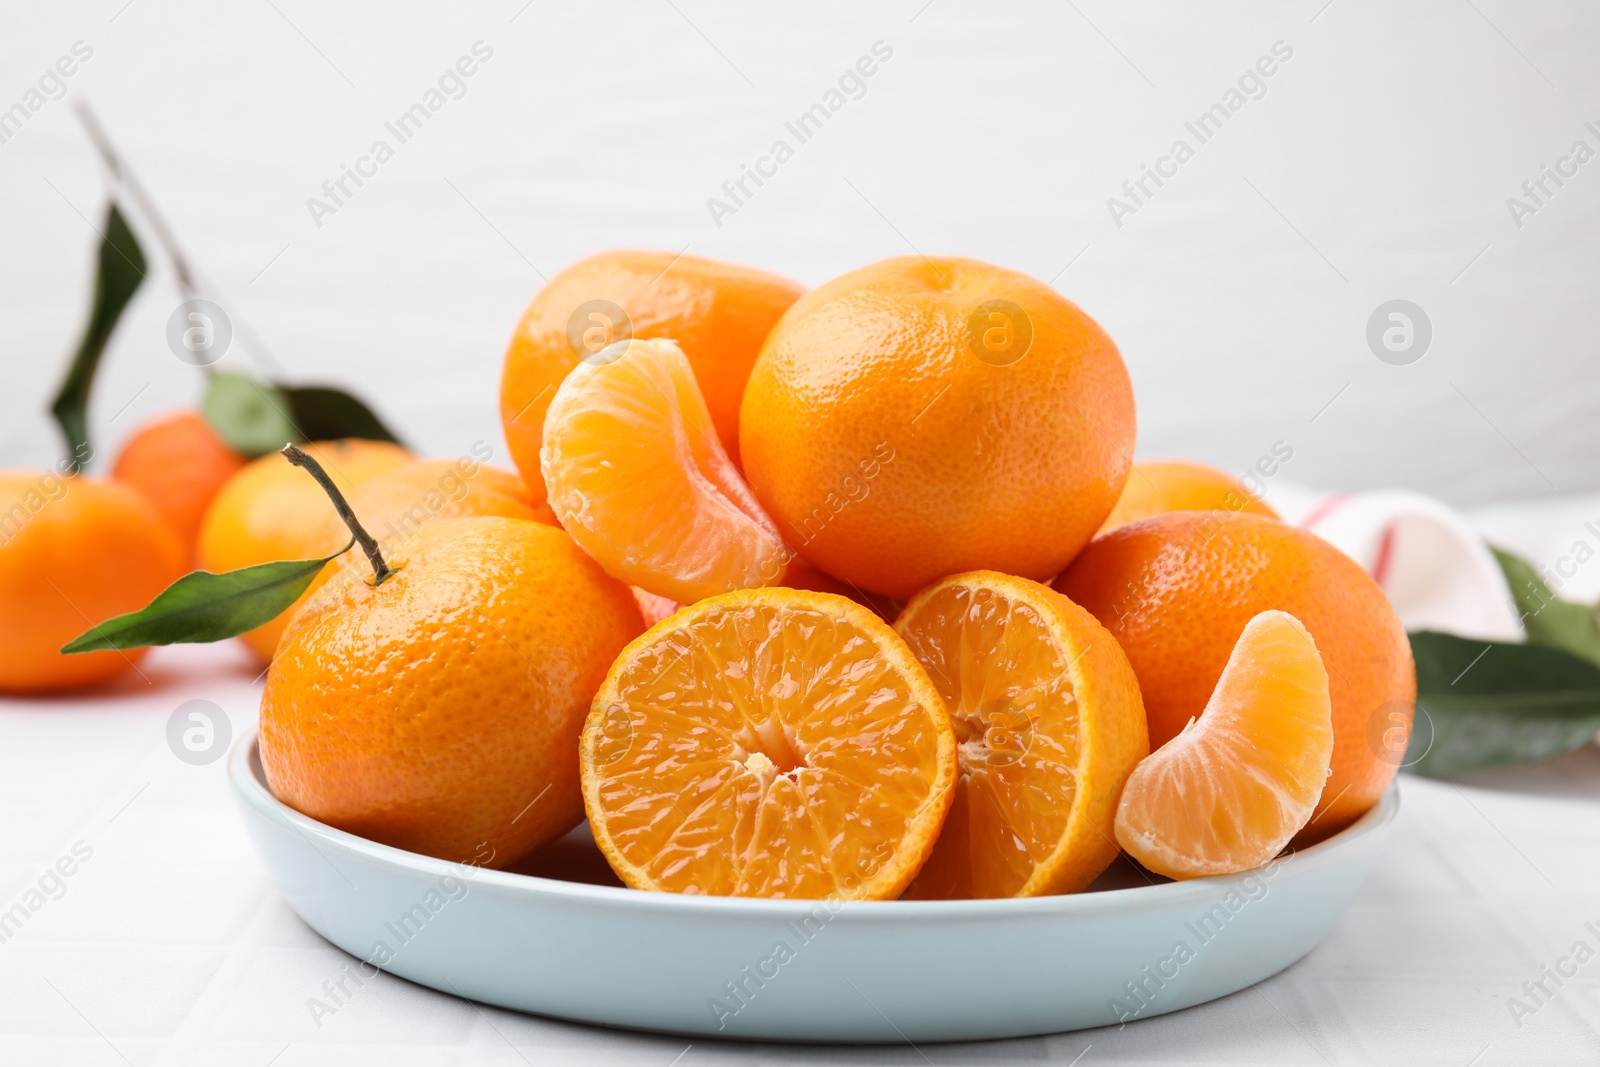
[0,472,183,693]
[110,411,248,560]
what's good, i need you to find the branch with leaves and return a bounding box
[48,103,404,471]
[50,204,145,472]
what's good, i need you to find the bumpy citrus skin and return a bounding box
[581,588,957,899]
[0,473,184,693]
[740,256,1135,599]
[1056,511,1413,842]
[197,439,412,662]
[260,518,643,867]
[499,249,805,496]
[327,459,556,545]
[111,411,247,559]
[297,457,555,612]
[896,572,1148,899]
[1099,459,1278,536]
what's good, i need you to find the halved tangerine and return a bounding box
[541,338,792,605]
[894,572,1149,898]
[580,587,957,899]
[1114,609,1334,879]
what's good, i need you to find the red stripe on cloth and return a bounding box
[1298,492,1352,531]
[1371,524,1397,585]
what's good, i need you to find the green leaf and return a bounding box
[283,385,404,446]
[1404,630,1600,779]
[49,203,147,472]
[200,373,404,455]
[60,541,352,653]
[1490,545,1600,667]
[202,370,299,456]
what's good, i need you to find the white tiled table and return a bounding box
[2,642,1598,1066]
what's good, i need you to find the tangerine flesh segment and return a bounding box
[895,572,1149,899]
[580,588,957,899]
[541,339,789,605]
[1114,610,1334,880]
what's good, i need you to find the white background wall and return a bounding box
[1,0,1595,506]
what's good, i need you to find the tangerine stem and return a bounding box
[280,444,393,585]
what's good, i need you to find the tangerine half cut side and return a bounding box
[894,571,1149,898]
[580,588,957,899]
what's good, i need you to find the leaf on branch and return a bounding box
[50,203,147,471]
[201,373,405,454]
[283,384,404,446]
[201,371,298,456]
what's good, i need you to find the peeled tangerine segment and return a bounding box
[580,588,957,899]
[1114,610,1334,880]
[541,338,789,605]
[894,571,1149,899]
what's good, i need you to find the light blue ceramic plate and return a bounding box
[231,732,1397,1043]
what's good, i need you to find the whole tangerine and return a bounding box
[0,471,183,693]
[739,255,1135,599]
[260,515,643,867]
[111,411,247,559]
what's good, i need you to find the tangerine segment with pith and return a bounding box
[1114,610,1334,880]
[581,588,957,899]
[499,249,805,496]
[1056,511,1412,841]
[894,572,1148,899]
[541,338,791,605]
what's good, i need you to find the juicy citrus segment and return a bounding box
[541,338,790,606]
[894,572,1148,898]
[1114,610,1334,880]
[499,249,805,497]
[581,588,957,899]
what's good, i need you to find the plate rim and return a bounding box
[231,727,1400,920]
